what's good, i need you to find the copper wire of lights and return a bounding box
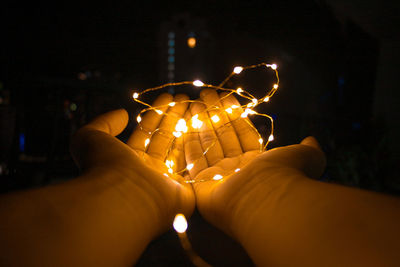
[132,63,279,183]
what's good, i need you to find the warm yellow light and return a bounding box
[173,214,188,233]
[259,138,263,144]
[247,103,255,108]
[166,160,174,168]
[155,109,163,115]
[211,115,220,123]
[264,97,270,102]
[231,105,239,109]
[168,102,176,107]
[193,80,204,87]
[173,131,182,138]
[168,168,173,174]
[144,138,150,147]
[235,168,240,172]
[270,64,277,70]
[163,173,169,177]
[175,119,188,133]
[236,88,244,94]
[187,37,196,48]
[191,114,203,129]
[268,134,274,141]
[241,111,248,118]
[252,98,258,104]
[225,107,233,114]
[186,163,194,170]
[273,84,278,89]
[213,174,223,180]
[133,92,139,99]
[233,66,243,74]
[137,115,142,123]
[245,108,256,115]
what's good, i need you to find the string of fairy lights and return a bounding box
[132,62,279,266]
[132,62,279,183]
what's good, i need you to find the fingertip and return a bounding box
[86,108,129,136]
[300,136,322,151]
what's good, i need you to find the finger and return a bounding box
[184,110,209,178]
[300,136,322,151]
[190,101,224,166]
[200,89,242,157]
[127,93,173,152]
[147,94,189,160]
[219,92,260,151]
[84,109,129,136]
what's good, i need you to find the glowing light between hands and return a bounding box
[225,107,233,114]
[144,138,150,148]
[169,102,176,107]
[175,119,188,133]
[211,115,220,123]
[213,174,223,180]
[173,214,188,233]
[191,114,203,129]
[193,80,204,87]
[155,109,163,115]
[186,163,194,170]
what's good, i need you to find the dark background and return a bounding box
[1,0,399,266]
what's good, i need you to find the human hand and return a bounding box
[183,89,326,234]
[71,93,195,235]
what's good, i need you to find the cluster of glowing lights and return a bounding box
[132,63,279,184]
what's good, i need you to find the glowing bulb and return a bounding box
[193,80,204,87]
[264,97,270,102]
[155,109,163,115]
[270,64,277,70]
[247,103,255,108]
[133,92,139,99]
[173,131,182,138]
[268,134,274,142]
[241,111,248,118]
[173,214,188,233]
[168,168,173,174]
[168,102,176,107]
[231,105,239,109]
[211,115,220,123]
[137,115,142,123]
[144,138,150,147]
[175,119,188,133]
[186,163,194,170]
[163,173,169,177]
[233,66,243,74]
[259,138,263,144]
[235,168,240,172]
[191,114,203,129]
[166,160,174,168]
[213,174,223,180]
[236,88,244,94]
[225,107,233,114]
[187,37,196,48]
[252,98,258,104]
[273,84,278,89]
[245,108,256,115]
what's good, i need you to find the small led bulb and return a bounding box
[233,66,243,74]
[241,112,248,118]
[247,103,255,108]
[252,98,258,104]
[173,131,182,138]
[155,109,163,115]
[236,88,244,94]
[268,134,274,142]
[173,214,188,233]
[144,138,150,147]
[163,173,169,177]
[225,107,233,114]
[133,92,139,99]
[264,97,270,102]
[245,108,256,115]
[231,105,239,109]
[259,138,263,144]
[235,168,241,172]
[273,84,279,89]
[271,64,277,70]
[175,119,188,133]
[186,163,194,170]
[193,80,204,87]
[137,115,142,123]
[168,168,173,174]
[211,115,220,123]
[191,114,203,129]
[213,174,223,180]
[168,102,176,107]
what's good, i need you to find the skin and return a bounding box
[0,93,194,267]
[185,89,400,267]
[1,89,400,266]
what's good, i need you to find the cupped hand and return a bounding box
[183,89,326,234]
[70,93,195,234]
